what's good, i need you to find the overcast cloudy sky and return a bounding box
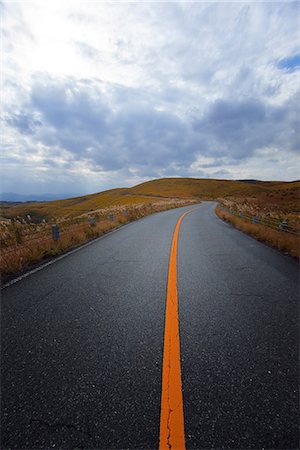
[1,1,299,196]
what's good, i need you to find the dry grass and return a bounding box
[0,191,168,220]
[1,176,299,276]
[220,185,300,230]
[130,177,269,198]
[0,220,115,275]
[3,177,299,221]
[0,199,196,277]
[215,205,300,258]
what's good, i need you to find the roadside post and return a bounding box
[279,220,288,231]
[109,211,114,222]
[52,224,60,241]
[88,217,96,226]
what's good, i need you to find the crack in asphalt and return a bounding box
[28,418,91,436]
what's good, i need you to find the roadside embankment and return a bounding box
[215,204,300,258]
[0,199,196,279]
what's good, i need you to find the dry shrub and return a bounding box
[216,205,300,258]
[1,199,196,277]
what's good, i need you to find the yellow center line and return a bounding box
[159,209,193,450]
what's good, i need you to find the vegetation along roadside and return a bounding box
[215,204,300,258]
[0,199,196,281]
[1,177,299,280]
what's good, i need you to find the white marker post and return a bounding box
[52,224,60,241]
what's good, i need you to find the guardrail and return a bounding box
[219,205,300,236]
[1,200,195,255]
[0,208,131,255]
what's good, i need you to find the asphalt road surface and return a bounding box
[1,202,299,449]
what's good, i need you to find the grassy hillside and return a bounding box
[1,177,299,275]
[1,177,299,220]
[0,189,165,220]
[130,178,268,197]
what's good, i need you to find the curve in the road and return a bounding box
[1,202,299,449]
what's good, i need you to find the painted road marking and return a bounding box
[160,209,192,450]
[2,207,199,290]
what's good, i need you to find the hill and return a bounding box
[1,177,299,221]
[129,178,267,197]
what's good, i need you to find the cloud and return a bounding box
[23,75,198,173]
[193,95,300,159]
[5,112,42,135]
[1,1,300,195]
[4,73,297,179]
[74,41,99,60]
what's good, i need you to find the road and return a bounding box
[1,202,299,449]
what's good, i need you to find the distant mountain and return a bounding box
[1,177,299,220]
[0,192,80,202]
[237,179,260,184]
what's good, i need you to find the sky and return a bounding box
[1,1,300,196]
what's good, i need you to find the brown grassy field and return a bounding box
[1,177,299,277]
[0,190,170,220]
[220,187,300,230]
[0,199,196,277]
[2,177,299,221]
[215,205,300,258]
[129,177,268,198]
